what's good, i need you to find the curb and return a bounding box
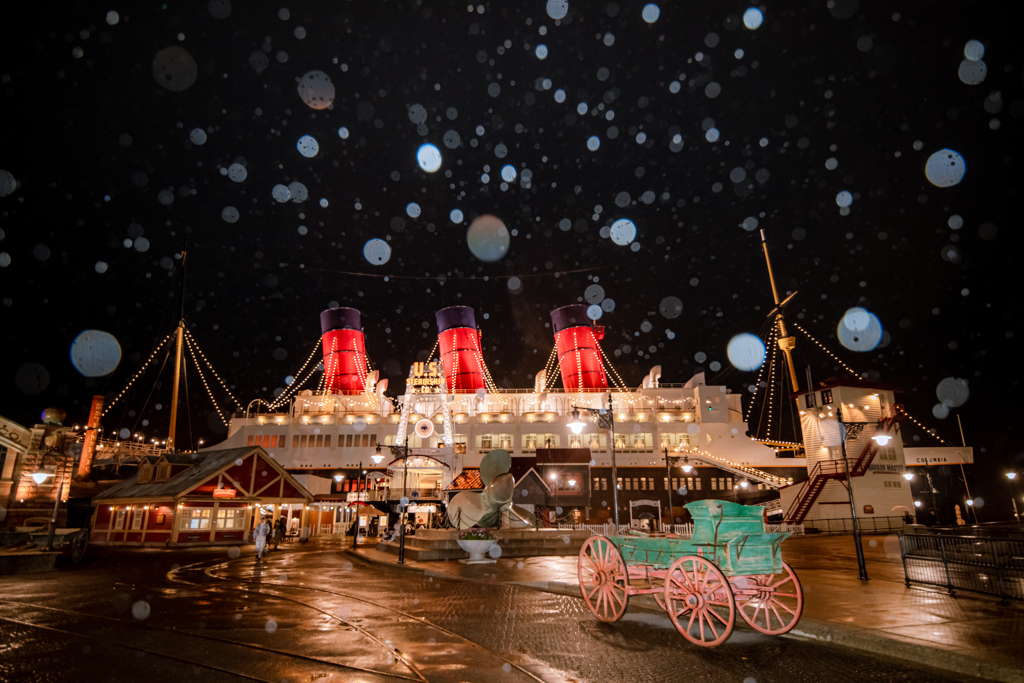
[344,548,1024,683]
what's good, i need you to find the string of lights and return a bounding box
[184,330,244,412]
[184,334,228,427]
[541,346,560,392]
[793,323,861,378]
[898,406,952,446]
[743,326,777,422]
[671,444,790,486]
[597,341,631,392]
[101,331,176,418]
[268,337,323,410]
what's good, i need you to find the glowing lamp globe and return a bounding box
[914,501,922,508]
[681,464,693,473]
[871,434,892,446]
[31,467,50,485]
[568,479,576,487]
[740,481,749,488]
[903,472,914,481]
[371,454,384,465]
[567,409,586,435]
[334,474,344,482]
[1008,472,1018,481]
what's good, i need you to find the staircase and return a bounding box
[784,405,903,524]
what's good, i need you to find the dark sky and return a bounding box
[1,1,1021,503]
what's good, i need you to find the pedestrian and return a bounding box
[903,511,914,525]
[273,516,285,549]
[926,509,937,527]
[254,516,271,561]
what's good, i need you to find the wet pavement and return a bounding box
[363,533,1024,674]
[0,535,1005,682]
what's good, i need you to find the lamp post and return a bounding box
[1008,473,1021,526]
[351,461,363,549]
[385,442,411,564]
[570,394,619,529]
[835,407,895,582]
[662,447,676,532]
[549,472,559,525]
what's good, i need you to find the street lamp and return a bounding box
[372,443,385,465]
[1008,472,1021,525]
[31,464,51,485]
[835,406,894,581]
[385,442,411,563]
[571,394,619,529]
[568,409,586,435]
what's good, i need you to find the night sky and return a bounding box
[1,3,1021,510]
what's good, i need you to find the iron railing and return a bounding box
[804,516,907,534]
[899,533,1024,603]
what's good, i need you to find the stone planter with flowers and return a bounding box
[456,528,497,564]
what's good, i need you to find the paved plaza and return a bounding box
[1,533,1020,682]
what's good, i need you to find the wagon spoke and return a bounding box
[583,581,601,601]
[769,601,785,627]
[769,575,794,590]
[707,606,729,627]
[704,609,721,638]
[610,586,627,609]
[772,599,797,616]
[698,610,707,642]
[752,600,763,627]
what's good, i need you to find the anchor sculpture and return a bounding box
[446,449,535,529]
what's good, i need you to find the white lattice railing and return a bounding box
[557,521,803,537]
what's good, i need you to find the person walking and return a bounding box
[254,516,271,561]
[272,516,285,550]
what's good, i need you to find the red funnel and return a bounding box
[436,306,488,392]
[550,305,607,391]
[320,307,370,394]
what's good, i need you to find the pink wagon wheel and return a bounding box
[577,536,630,622]
[664,554,735,647]
[730,561,803,635]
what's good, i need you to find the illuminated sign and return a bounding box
[213,488,236,498]
[409,361,445,392]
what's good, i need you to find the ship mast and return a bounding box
[760,229,800,395]
[167,242,187,451]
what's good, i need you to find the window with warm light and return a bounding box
[180,508,212,530]
[215,508,246,529]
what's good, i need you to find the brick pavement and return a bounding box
[350,533,1024,683]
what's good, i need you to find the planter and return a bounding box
[457,539,497,564]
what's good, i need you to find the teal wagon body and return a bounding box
[613,500,789,576]
[576,498,804,646]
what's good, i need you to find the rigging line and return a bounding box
[268,359,321,410]
[756,341,777,438]
[268,337,322,409]
[305,264,612,281]
[185,330,244,411]
[130,343,173,436]
[184,334,228,427]
[102,330,176,419]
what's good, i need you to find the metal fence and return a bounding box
[899,534,1024,602]
[804,516,906,535]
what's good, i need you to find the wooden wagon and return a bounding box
[577,499,803,647]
